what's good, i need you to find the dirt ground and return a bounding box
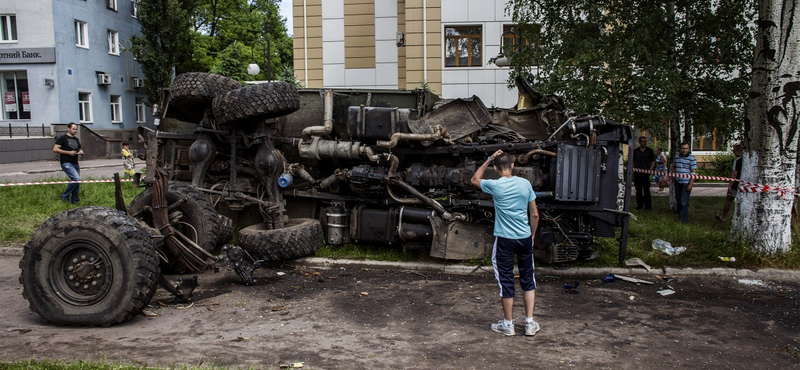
[0,255,798,370]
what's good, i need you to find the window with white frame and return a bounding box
[135,98,145,123]
[79,92,92,123]
[444,26,482,67]
[110,95,122,123]
[107,30,119,55]
[131,0,139,18]
[75,20,88,48]
[107,0,118,11]
[0,15,17,42]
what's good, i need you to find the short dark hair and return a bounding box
[67,122,77,129]
[680,142,690,147]
[493,153,515,171]
[122,141,129,146]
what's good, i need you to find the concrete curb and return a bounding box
[3,248,797,281]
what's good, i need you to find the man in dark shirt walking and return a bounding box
[53,122,83,204]
[632,136,655,211]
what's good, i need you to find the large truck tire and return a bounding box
[216,215,234,247]
[19,206,159,327]
[212,82,300,125]
[238,218,324,261]
[128,182,220,273]
[169,72,244,122]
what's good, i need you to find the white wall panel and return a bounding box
[467,0,495,22]
[321,0,344,19]
[376,40,399,63]
[375,63,399,87]
[323,41,346,64]
[442,0,468,22]
[322,19,345,42]
[345,68,377,86]
[375,0,397,17]
[323,64,346,86]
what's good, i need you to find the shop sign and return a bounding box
[0,48,56,64]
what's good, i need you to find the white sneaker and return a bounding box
[525,320,540,336]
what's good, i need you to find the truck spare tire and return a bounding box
[169,72,244,122]
[238,218,324,261]
[19,206,159,327]
[212,82,301,125]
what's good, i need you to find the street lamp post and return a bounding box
[247,38,272,81]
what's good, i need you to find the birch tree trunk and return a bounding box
[732,0,800,254]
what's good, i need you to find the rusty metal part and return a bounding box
[376,125,451,148]
[517,148,558,164]
[301,89,334,141]
[151,169,208,271]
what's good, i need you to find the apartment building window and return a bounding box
[108,30,119,55]
[502,25,539,66]
[75,20,88,48]
[135,97,145,123]
[445,26,482,67]
[1,71,30,120]
[79,92,92,123]
[110,95,122,123]
[0,15,17,42]
[131,0,139,18]
[107,0,118,11]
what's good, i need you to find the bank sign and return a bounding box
[0,48,56,64]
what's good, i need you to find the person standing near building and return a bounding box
[716,144,743,221]
[121,141,135,178]
[53,122,83,204]
[632,136,656,211]
[471,149,541,337]
[671,142,697,223]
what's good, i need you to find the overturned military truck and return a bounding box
[19,72,633,326]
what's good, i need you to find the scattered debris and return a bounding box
[737,278,766,286]
[7,328,31,334]
[276,272,286,276]
[656,275,678,283]
[614,275,654,285]
[270,305,288,312]
[629,295,635,300]
[562,281,580,294]
[657,288,675,296]
[719,256,736,262]
[280,362,304,369]
[232,336,250,342]
[360,292,369,296]
[141,309,158,317]
[603,273,615,282]
[625,258,651,271]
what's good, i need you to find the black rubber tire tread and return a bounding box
[128,182,220,273]
[238,218,324,261]
[212,82,300,125]
[19,206,159,327]
[216,215,234,247]
[169,73,244,121]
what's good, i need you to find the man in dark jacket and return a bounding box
[53,122,83,204]
[632,136,655,211]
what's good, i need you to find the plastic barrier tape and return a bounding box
[629,167,799,197]
[0,178,134,187]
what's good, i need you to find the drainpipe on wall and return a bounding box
[423,0,427,84]
[303,0,309,87]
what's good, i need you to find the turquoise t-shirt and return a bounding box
[481,176,536,239]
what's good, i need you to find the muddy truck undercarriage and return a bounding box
[19,73,633,326]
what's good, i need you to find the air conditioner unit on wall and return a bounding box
[132,77,144,88]
[97,74,111,85]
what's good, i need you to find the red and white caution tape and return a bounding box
[630,167,799,197]
[0,178,133,187]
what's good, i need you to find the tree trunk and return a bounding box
[733,0,800,254]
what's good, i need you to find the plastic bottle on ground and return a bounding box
[652,239,675,255]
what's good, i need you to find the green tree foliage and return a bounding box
[132,0,294,104]
[506,0,755,153]
[130,0,193,104]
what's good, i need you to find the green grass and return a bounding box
[0,176,144,244]
[2,180,797,269]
